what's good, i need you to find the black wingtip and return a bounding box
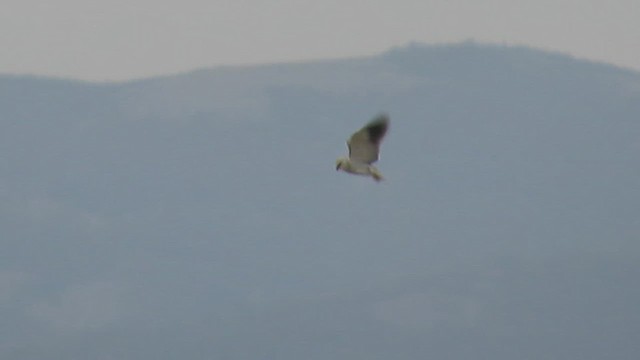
[366,114,390,144]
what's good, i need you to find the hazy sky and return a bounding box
[2,0,638,81]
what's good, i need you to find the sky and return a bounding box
[2,0,639,81]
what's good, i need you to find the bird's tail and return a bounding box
[369,167,384,182]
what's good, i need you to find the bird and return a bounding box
[336,114,390,182]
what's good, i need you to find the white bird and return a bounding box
[336,114,390,182]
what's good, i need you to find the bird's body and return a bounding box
[335,157,384,181]
[336,114,389,182]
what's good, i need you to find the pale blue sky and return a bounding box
[2,0,638,81]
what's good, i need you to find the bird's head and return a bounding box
[336,157,349,171]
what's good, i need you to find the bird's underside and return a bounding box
[339,160,384,181]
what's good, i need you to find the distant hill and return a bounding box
[1,42,639,360]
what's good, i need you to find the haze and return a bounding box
[2,0,639,81]
[2,43,639,359]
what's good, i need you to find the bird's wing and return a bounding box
[347,114,389,164]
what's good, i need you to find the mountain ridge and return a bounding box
[1,41,639,360]
[2,41,640,85]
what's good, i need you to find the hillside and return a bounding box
[1,42,639,360]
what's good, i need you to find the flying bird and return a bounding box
[336,114,390,182]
